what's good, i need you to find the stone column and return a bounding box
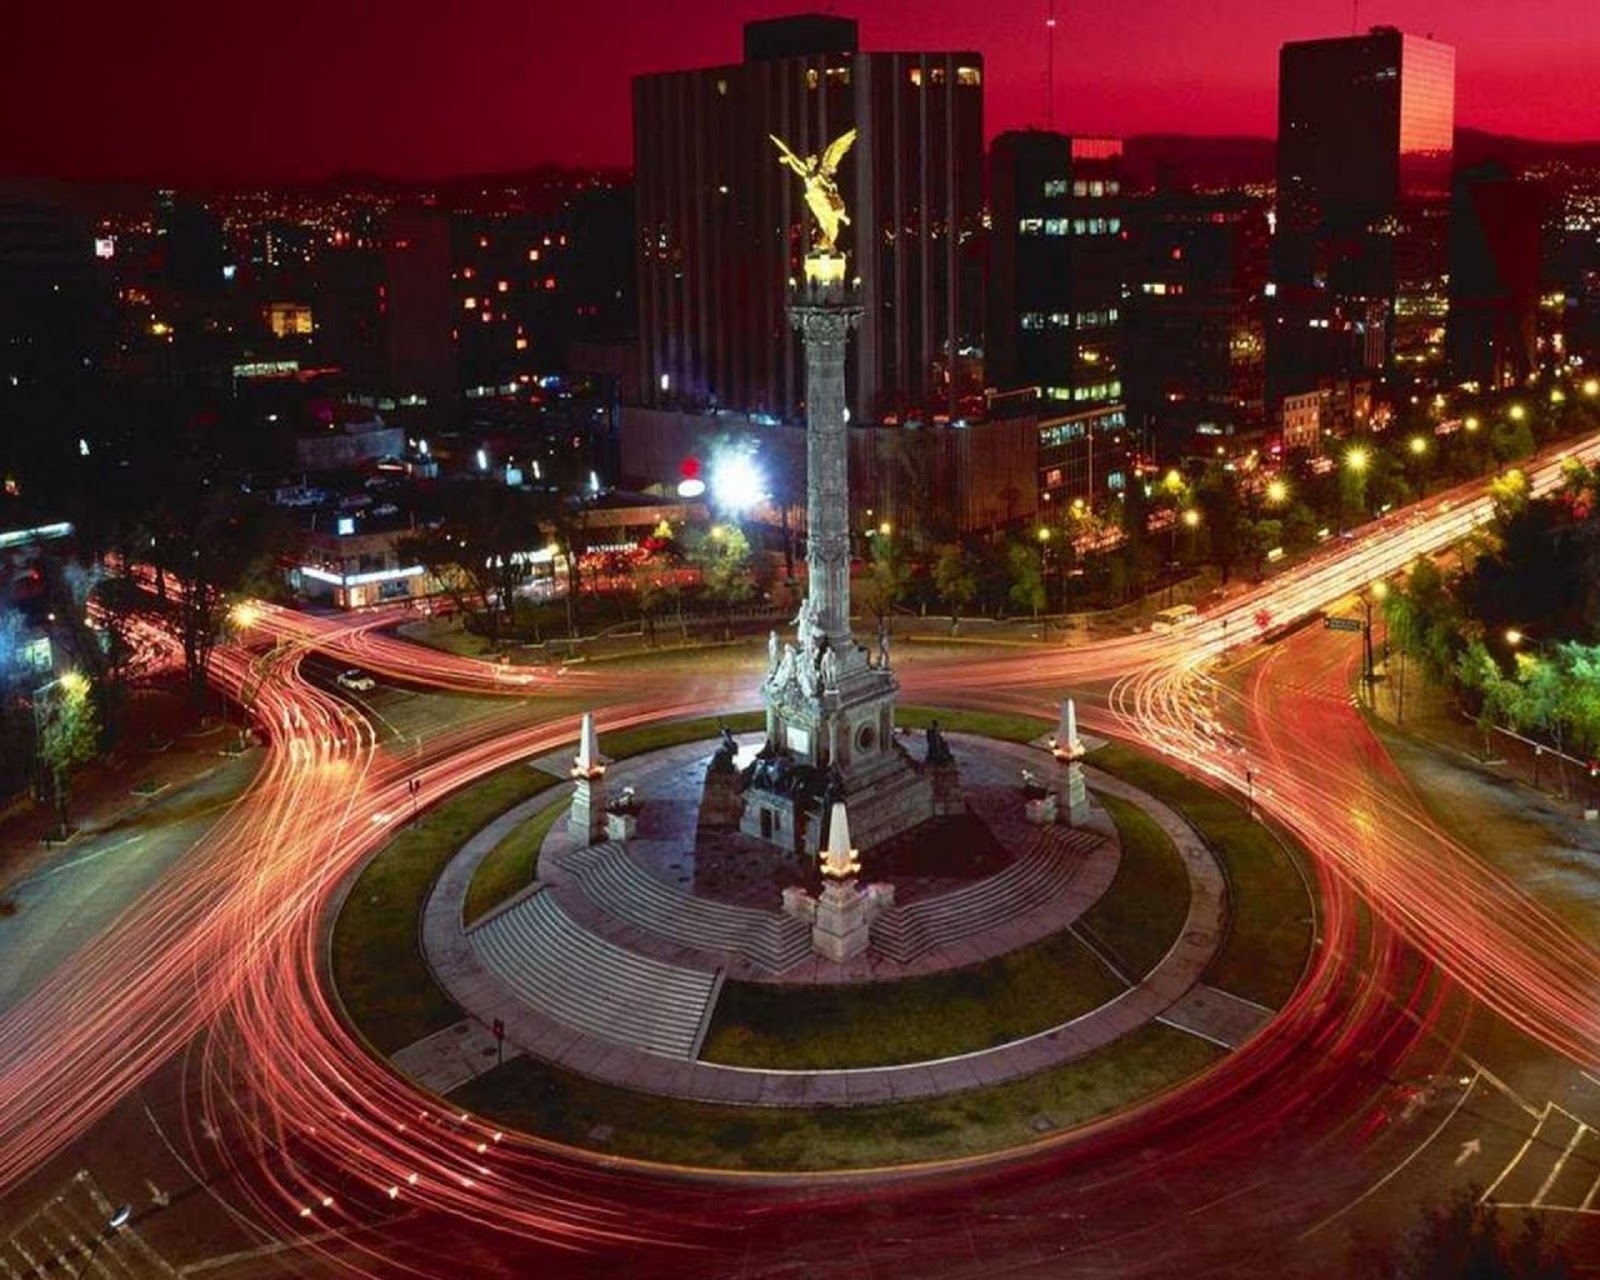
[789,262,863,651]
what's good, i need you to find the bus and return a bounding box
[1151,604,1200,633]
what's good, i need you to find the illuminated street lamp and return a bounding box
[1345,446,1369,473]
[1505,628,1524,648]
[1265,478,1288,505]
[73,1204,132,1277]
[1583,377,1599,398]
[1408,435,1428,456]
[1464,415,1480,432]
[1508,403,1526,422]
[1361,580,1388,687]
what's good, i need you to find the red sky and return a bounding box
[2,0,1595,182]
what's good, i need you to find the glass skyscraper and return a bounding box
[1271,27,1455,398]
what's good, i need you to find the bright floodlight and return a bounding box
[709,449,768,515]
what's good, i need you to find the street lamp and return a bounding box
[1408,435,1428,456]
[1265,478,1288,506]
[1361,580,1388,689]
[74,1204,132,1277]
[1508,403,1526,422]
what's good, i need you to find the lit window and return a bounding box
[1045,218,1068,236]
[956,65,981,86]
[1020,312,1045,330]
[496,280,509,293]
[1072,180,1088,197]
[463,296,478,309]
[909,67,923,86]
[928,66,946,84]
[1106,181,1120,196]
[1073,219,1087,235]
[515,337,528,350]
[807,68,819,90]
[1043,179,1067,197]
[528,248,540,262]
[1090,181,1104,197]
[716,78,727,96]
[1019,217,1043,234]
[1108,218,1121,234]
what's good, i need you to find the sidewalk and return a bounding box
[0,695,255,900]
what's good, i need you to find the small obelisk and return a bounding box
[1051,698,1090,827]
[810,801,872,961]
[569,711,609,846]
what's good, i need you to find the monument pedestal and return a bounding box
[570,773,608,847]
[1058,760,1090,827]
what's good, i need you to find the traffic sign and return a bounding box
[1324,616,1363,633]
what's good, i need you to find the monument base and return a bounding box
[740,747,936,858]
[698,767,745,830]
[569,774,608,847]
[1057,757,1089,827]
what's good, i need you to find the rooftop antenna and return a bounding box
[1351,0,1359,34]
[1045,0,1058,130]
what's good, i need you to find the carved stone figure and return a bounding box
[767,628,780,675]
[875,621,891,670]
[819,645,840,692]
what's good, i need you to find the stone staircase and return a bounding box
[871,826,1102,964]
[554,842,812,973]
[468,888,720,1059]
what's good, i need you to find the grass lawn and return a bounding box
[1089,742,1314,1008]
[701,927,1125,1069]
[1078,793,1190,979]
[332,762,562,1054]
[897,705,1049,745]
[461,799,569,925]
[453,1020,1221,1171]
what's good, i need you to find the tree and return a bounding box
[37,673,99,836]
[860,530,910,626]
[400,483,542,648]
[1006,541,1046,620]
[1351,1185,1574,1279]
[1195,466,1245,582]
[689,525,756,637]
[932,543,977,633]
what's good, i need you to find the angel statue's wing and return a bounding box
[819,128,857,177]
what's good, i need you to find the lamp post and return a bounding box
[74,1204,132,1277]
[1036,525,1053,637]
[1361,580,1388,693]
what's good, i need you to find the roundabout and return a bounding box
[334,716,1314,1171]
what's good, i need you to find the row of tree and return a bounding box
[1381,457,1600,775]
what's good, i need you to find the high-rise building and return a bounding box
[1447,162,1545,389]
[1271,27,1455,398]
[988,131,1133,504]
[1123,191,1270,463]
[633,15,985,422]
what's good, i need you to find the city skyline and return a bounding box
[3,0,1598,184]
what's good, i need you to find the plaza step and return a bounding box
[468,888,718,1059]
[871,825,1101,964]
[557,842,812,972]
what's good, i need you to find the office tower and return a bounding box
[1271,27,1454,398]
[633,15,985,422]
[988,131,1133,504]
[1447,163,1545,389]
[1124,192,1270,463]
[381,207,457,401]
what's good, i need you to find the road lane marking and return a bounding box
[1300,1070,1481,1239]
[21,834,145,885]
[1481,1102,1549,1204]
[1532,1120,1589,1207]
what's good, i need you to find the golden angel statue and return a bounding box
[770,128,857,255]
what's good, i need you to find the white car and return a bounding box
[336,669,376,693]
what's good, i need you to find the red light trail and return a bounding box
[3,434,1600,1274]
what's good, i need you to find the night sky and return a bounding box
[3,0,1596,183]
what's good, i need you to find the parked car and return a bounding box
[336,669,377,692]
